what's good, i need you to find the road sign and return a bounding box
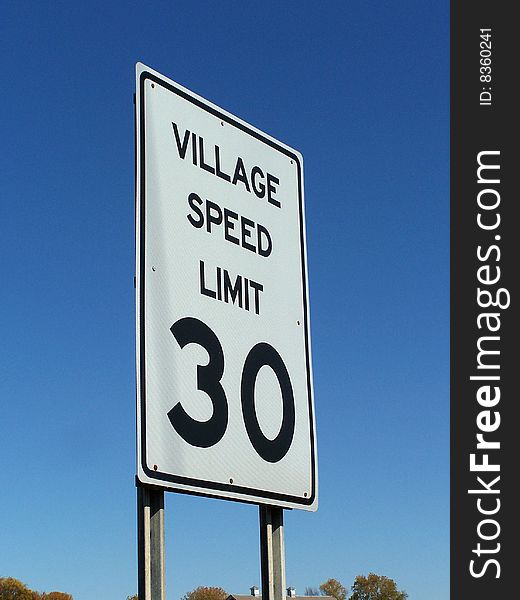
[135,63,317,510]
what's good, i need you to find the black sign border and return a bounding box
[136,68,316,507]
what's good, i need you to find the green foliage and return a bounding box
[182,587,227,600]
[319,579,347,600]
[350,574,407,600]
[126,596,138,600]
[0,578,72,600]
[0,578,37,600]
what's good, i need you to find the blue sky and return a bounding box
[1,2,448,599]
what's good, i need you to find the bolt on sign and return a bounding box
[135,63,317,510]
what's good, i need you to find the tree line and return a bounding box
[178,575,406,600]
[315,576,406,600]
[2,573,407,600]
[0,578,72,600]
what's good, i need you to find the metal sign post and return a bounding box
[259,506,286,600]
[137,485,165,600]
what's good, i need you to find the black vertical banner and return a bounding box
[451,2,517,598]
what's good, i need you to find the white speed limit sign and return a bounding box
[135,63,317,511]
